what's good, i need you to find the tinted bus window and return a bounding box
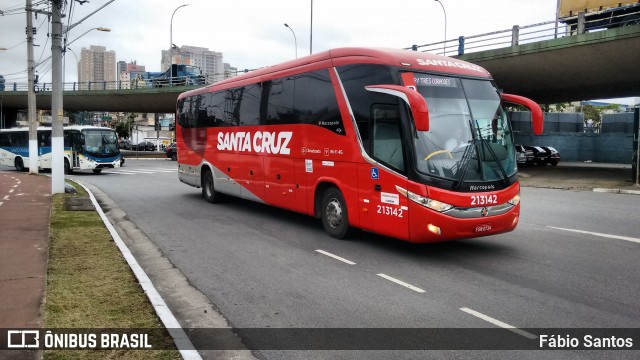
[337,64,395,153]
[294,69,343,134]
[264,77,294,125]
[239,84,261,126]
[198,92,225,127]
[178,98,194,128]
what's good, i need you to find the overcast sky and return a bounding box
[1,0,559,81]
[2,0,633,104]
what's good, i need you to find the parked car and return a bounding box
[515,145,534,165]
[165,142,177,161]
[541,146,560,166]
[523,145,548,165]
[118,139,133,150]
[135,141,156,151]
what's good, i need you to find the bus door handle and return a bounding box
[374,184,381,192]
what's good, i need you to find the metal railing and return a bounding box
[408,6,640,56]
[0,75,206,93]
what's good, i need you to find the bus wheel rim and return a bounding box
[326,198,343,229]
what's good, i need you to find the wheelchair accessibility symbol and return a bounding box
[371,167,379,179]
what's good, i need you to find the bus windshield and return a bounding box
[82,129,119,157]
[412,74,516,186]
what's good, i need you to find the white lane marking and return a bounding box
[111,169,156,174]
[377,273,426,293]
[548,226,640,244]
[73,180,202,360]
[13,184,18,188]
[3,195,9,200]
[315,249,356,265]
[0,202,3,207]
[460,307,537,339]
[9,189,14,193]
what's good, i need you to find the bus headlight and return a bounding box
[396,186,454,213]
[507,193,520,206]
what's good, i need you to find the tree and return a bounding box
[114,113,136,139]
[576,104,601,132]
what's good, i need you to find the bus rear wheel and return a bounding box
[320,187,352,239]
[202,169,223,203]
[15,157,25,172]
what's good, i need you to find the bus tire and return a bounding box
[64,159,72,174]
[15,157,25,172]
[92,168,102,174]
[320,187,352,239]
[202,169,223,203]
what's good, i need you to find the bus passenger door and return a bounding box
[358,104,409,240]
[38,131,52,169]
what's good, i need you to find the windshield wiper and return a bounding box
[453,139,476,190]
[480,139,509,184]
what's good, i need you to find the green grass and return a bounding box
[44,182,180,359]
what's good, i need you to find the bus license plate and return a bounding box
[475,224,491,233]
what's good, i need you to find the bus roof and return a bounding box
[179,47,492,100]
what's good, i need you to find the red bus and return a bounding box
[176,47,543,243]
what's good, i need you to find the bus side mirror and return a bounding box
[365,84,430,131]
[501,93,544,135]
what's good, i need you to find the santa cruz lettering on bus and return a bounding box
[217,131,293,155]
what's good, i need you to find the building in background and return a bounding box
[161,45,225,84]
[117,61,147,89]
[117,60,146,76]
[78,45,116,90]
[224,63,238,79]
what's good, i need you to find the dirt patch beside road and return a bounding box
[518,163,635,191]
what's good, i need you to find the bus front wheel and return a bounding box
[320,187,352,239]
[202,169,223,203]
[64,159,73,174]
[92,168,102,174]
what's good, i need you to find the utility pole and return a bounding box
[26,0,38,174]
[51,0,65,193]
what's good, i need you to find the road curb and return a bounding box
[71,179,202,360]
[593,188,640,195]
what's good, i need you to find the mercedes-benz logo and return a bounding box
[480,207,489,217]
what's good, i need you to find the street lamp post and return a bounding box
[169,4,189,87]
[434,0,447,55]
[284,23,298,59]
[310,0,313,55]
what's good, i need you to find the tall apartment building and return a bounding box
[78,45,116,89]
[161,45,225,84]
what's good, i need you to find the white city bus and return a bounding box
[0,125,122,174]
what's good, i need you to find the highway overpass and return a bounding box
[1,24,639,121]
[456,24,640,103]
[0,85,198,114]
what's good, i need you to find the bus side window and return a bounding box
[39,131,51,147]
[0,133,10,147]
[372,104,405,172]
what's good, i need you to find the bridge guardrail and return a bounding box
[408,7,640,56]
[0,76,205,93]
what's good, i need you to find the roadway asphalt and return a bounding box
[0,161,637,358]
